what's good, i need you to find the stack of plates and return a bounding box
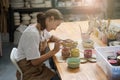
[30,0,44,4]
[45,0,52,7]
[21,14,31,25]
[30,12,38,24]
[30,0,45,8]
[30,19,37,24]
[14,12,20,26]
[10,0,24,8]
[109,41,120,46]
[30,12,39,18]
[10,0,24,3]
[31,3,45,8]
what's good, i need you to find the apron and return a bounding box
[16,40,55,80]
[17,59,55,80]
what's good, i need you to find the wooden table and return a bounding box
[49,19,120,80]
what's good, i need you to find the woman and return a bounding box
[16,9,64,80]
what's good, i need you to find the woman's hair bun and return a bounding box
[37,12,46,23]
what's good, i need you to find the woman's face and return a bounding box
[46,16,62,31]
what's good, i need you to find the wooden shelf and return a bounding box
[12,7,52,13]
[56,7,102,14]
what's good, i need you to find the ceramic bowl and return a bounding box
[109,41,120,46]
[15,22,20,26]
[11,3,24,8]
[22,16,31,21]
[14,12,20,17]
[21,14,29,17]
[31,0,44,4]
[14,20,20,23]
[11,0,24,3]
[30,12,39,17]
[22,20,30,25]
[82,39,94,48]
[67,57,80,68]
[31,3,45,8]
[14,16,20,20]
[30,19,37,24]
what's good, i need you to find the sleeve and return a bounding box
[22,31,40,60]
[44,29,52,40]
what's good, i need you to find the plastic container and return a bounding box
[95,46,120,80]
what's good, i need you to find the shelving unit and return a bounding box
[113,0,120,19]
[9,0,105,42]
[9,7,54,42]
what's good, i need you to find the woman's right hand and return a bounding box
[52,41,61,53]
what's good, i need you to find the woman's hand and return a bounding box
[63,39,73,43]
[49,35,62,42]
[60,39,73,45]
[52,41,61,53]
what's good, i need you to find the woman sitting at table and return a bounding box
[15,9,64,80]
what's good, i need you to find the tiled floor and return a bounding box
[0,42,16,80]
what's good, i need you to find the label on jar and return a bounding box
[84,49,92,58]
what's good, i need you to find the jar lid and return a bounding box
[88,57,96,63]
[107,56,116,60]
[80,58,87,64]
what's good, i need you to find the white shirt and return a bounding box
[16,24,51,61]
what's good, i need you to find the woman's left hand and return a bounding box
[52,41,61,53]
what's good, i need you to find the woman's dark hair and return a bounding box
[37,9,63,30]
[37,12,46,30]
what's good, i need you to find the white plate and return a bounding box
[109,41,120,46]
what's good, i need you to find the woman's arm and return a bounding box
[31,41,60,66]
[49,35,74,42]
[31,50,56,66]
[49,35,62,42]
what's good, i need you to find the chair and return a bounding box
[10,48,23,80]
